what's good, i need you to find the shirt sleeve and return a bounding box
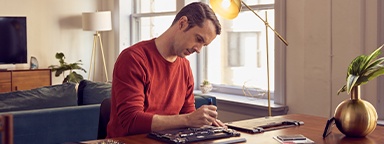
[112,50,154,135]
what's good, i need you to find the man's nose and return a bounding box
[193,46,203,53]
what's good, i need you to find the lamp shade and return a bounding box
[82,11,112,31]
[210,0,242,19]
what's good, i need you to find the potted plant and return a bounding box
[337,44,384,95]
[200,80,213,94]
[48,52,86,83]
[335,44,384,137]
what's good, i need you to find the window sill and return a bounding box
[194,90,287,109]
[194,90,289,121]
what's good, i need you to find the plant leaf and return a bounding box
[48,65,58,69]
[337,85,346,95]
[346,74,359,94]
[348,55,366,75]
[363,57,384,74]
[339,44,384,95]
[67,72,84,83]
[361,45,382,71]
[365,65,384,81]
[55,52,65,59]
[354,66,384,86]
[53,67,68,77]
[68,63,87,73]
[362,45,384,74]
[49,52,86,83]
[55,52,66,66]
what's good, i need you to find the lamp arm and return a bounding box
[241,1,288,46]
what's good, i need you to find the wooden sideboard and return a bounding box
[0,69,51,93]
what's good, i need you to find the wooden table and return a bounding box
[83,114,384,144]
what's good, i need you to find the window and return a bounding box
[137,16,174,41]
[135,0,176,13]
[131,0,178,43]
[131,0,201,42]
[227,32,261,67]
[131,0,286,105]
[200,0,286,104]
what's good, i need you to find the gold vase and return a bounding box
[334,86,378,137]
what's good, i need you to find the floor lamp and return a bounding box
[82,11,112,82]
[210,0,288,117]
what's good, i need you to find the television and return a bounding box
[0,16,27,64]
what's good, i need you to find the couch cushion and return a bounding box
[77,80,111,105]
[0,82,77,112]
[0,104,100,144]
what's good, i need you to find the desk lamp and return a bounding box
[82,11,112,82]
[210,0,288,117]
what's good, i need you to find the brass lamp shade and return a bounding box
[210,0,242,19]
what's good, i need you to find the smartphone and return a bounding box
[276,134,307,141]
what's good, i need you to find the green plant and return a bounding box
[48,52,86,83]
[202,80,210,86]
[337,44,384,95]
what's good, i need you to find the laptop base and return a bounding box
[226,116,304,134]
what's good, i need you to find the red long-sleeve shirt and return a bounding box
[107,38,196,137]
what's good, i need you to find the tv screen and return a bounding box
[0,16,27,64]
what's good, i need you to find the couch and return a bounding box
[0,80,217,144]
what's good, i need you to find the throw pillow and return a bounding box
[77,80,111,105]
[0,82,77,112]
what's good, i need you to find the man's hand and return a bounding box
[151,105,227,132]
[212,118,227,128]
[185,105,227,128]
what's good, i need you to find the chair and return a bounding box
[98,98,111,139]
[0,114,13,144]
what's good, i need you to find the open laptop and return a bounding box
[147,125,242,144]
[225,116,304,134]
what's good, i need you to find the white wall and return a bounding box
[0,0,114,84]
[286,0,382,118]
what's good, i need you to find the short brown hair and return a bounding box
[172,2,221,35]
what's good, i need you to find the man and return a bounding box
[107,2,224,138]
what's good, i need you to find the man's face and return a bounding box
[172,18,217,58]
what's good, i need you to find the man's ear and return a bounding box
[178,16,188,30]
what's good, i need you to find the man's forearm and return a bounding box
[151,114,189,131]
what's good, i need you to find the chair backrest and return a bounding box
[0,114,13,144]
[97,98,111,139]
